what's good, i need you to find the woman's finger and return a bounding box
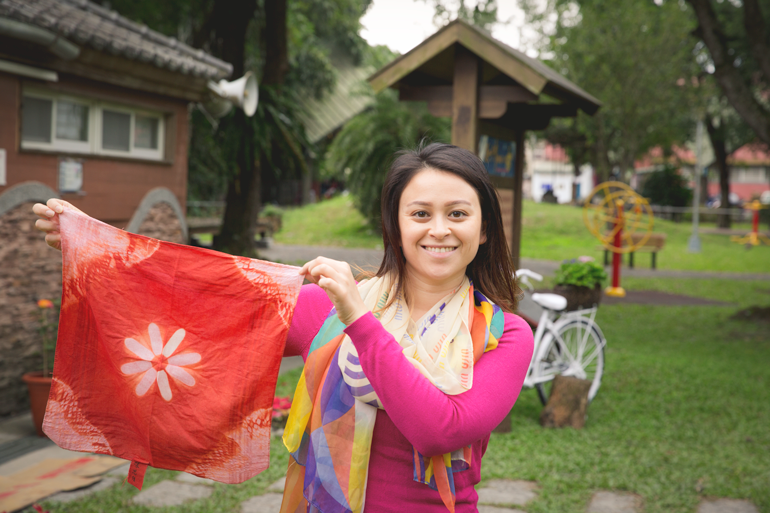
[32,203,56,219]
[35,219,59,233]
[44,232,62,250]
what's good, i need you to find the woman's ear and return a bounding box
[480,221,488,244]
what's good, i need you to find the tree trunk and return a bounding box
[706,116,732,228]
[213,0,287,256]
[539,375,592,429]
[687,0,770,147]
[215,111,261,256]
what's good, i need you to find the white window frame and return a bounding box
[21,90,93,154]
[20,88,165,162]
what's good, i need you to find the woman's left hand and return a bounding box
[300,257,368,326]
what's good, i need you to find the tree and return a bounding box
[705,97,755,227]
[323,91,450,229]
[521,0,701,182]
[641,166,693,209]
[99,0,372,256]
[423,0,499,30]
[686,0,770,147]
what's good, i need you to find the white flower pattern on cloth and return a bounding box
[120,323,201,401]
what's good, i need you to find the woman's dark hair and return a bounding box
[374,142,519,313]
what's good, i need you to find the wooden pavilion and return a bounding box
[368,19,601,266]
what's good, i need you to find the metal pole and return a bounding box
[606,200,626,298]
[688,120,703,253]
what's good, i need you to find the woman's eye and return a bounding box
[413,211,429,218]
[449,211,467,218]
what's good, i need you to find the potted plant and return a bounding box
[22,298,60,437]
[553,257,608,311]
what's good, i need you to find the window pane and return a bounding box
[22,97,52,143]
[102,110,130,151]
[56,101,89,141]
[134,115,158,149]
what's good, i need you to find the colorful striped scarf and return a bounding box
[281,275,504,513]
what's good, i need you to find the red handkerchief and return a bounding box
[43,209,303,486]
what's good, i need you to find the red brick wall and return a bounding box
[0,71,189,226]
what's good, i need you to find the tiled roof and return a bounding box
[297,54,374,143]
[0,0,232,80]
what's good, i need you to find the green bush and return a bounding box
[260,204,284,219]
[554,260,607,288]
[640,165,693,206]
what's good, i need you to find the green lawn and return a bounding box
[269,196,769,274]
[486,277,770,513]
[273,195,383,249]
[520,201,770,274]
[40,277,769,512]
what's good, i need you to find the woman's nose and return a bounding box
[429,218,450,238]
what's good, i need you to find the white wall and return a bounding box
[531,164,594,203]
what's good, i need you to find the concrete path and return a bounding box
[261,243,770,281]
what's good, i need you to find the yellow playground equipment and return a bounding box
[583,182,654,297]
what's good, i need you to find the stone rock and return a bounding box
[132,480,213,507]
[697,498,760,513]
[477,479,538,506]
[175,472,216,485]
[47,476,119,503]
[586,491,643,513]
[267,476,286,492]
[241,492,285,513]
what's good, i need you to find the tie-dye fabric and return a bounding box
[46,209,303,489]
[281,275,505,513]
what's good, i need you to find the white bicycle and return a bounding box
[517,269,607,405]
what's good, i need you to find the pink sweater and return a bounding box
[284,284,534,512]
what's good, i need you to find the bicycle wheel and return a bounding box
[534,318,605,405]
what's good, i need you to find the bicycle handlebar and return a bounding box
[516,269,543,282]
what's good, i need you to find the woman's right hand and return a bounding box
[32,199,86,251]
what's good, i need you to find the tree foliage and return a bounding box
[423,0,498,30]
[522,0,701,181]
[96,0,372,256]
[686,0,770,147]
[640,166,693,207]
[323,92,450,229]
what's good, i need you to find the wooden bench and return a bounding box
[602,232,667,269]
[187,217,278,247]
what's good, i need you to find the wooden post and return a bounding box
[451,47,479,153]
[511,130,525,268]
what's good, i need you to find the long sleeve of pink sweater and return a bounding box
[284,283,534,512]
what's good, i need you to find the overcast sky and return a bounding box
[360,0,540,57]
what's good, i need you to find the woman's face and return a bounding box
[398,168,486,290]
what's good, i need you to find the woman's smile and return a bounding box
[422,245,458,255]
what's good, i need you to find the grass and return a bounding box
[485,277,770,513]
[267,196,769,274]
[520,200,770,274]
[38,277,770,512]
[273,195,382,249]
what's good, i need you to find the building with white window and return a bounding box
[523,139,594,203]
[0,0,233,226]
[0,0,235,418]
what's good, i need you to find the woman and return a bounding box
[34,143,534,512]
